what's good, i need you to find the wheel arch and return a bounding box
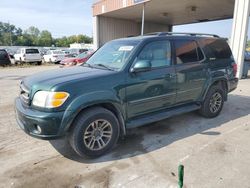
[62,101,126,137]
[203,78,229,101]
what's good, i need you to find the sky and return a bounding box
[0,0,249,39]
[0,0,93,38]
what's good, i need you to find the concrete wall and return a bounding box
[94,16,171,48]
[98,16,140,47]
[143,22,171,34]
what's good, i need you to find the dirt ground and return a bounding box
[0,65,250,188]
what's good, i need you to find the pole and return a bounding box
[141,3,145,36]
[230,0,250,79]
[8,21,12,46]
[178,165,184,188]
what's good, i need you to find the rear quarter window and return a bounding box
[201,39,232,59]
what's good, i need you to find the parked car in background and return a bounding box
[60,50,94,67]
[69,48,89,57]
[14,48,42,65]
[43,50,66,64]
[15,32,238,158]
[245,51,250,61]
[0,49,11,66]
[5,48,15,59]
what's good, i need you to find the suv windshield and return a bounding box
[85,40,139,70]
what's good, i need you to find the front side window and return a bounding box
[174,40,204,64]
[136,40,171,68]
[86,40,139,70]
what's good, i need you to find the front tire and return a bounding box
[199,86,225,118]
[69,107,120,158]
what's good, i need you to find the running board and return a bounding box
[126,104,201,129]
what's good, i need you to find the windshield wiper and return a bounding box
[83,63,94,68]
[94,64,116,71]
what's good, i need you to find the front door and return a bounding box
[126,40,176,119]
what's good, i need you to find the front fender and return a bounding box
[58,90,124,134]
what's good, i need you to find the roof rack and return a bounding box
[145,32,220,38]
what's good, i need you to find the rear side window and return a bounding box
[25,49,39,54]
[0,50,8,59]
[202,39,232,59]
[174,40,204,64]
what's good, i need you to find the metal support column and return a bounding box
[230,0,250,78]
[141,3,145,35]
[93,16,100,50]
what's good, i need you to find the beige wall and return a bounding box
[96,16,171,47]
[143,22,171,34]
[98,16,140,46]
[93,0,134,16]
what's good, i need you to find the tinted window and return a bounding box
[0,50,8,59]
[78,51,90,58]
[174,40,204,64]
[137,41,171,68]
[202,39,232,59]
[26,49,39,54]
[52,51,64,55]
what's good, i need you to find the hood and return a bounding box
[23,66,112,92]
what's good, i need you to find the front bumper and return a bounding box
[15,98,65,140]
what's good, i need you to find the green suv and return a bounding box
[15,32,238,157]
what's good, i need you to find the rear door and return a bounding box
[174,39,208,104]
[25,49,41,60]
[126,40,177,119]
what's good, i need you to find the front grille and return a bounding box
[20,82,30,105]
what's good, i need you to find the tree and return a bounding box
[38,30,52,46]
[25,26,40,37]
[24,26,40,45]
[0,22,92,47]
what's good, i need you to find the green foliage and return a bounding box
[247,40,250,47]
[0,21,92,47]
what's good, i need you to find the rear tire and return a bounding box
[69,107,120,158]
[199,85,225,118]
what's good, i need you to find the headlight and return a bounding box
[32,91,69,108]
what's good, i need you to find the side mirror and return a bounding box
[130,60,151,73]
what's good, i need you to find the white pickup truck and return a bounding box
[14,48,42,65]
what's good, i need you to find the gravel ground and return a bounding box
[0,66,250,188]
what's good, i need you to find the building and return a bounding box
[92,0,250,78]
[69,43,94,50]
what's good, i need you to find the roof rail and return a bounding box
[145,32,220,38]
